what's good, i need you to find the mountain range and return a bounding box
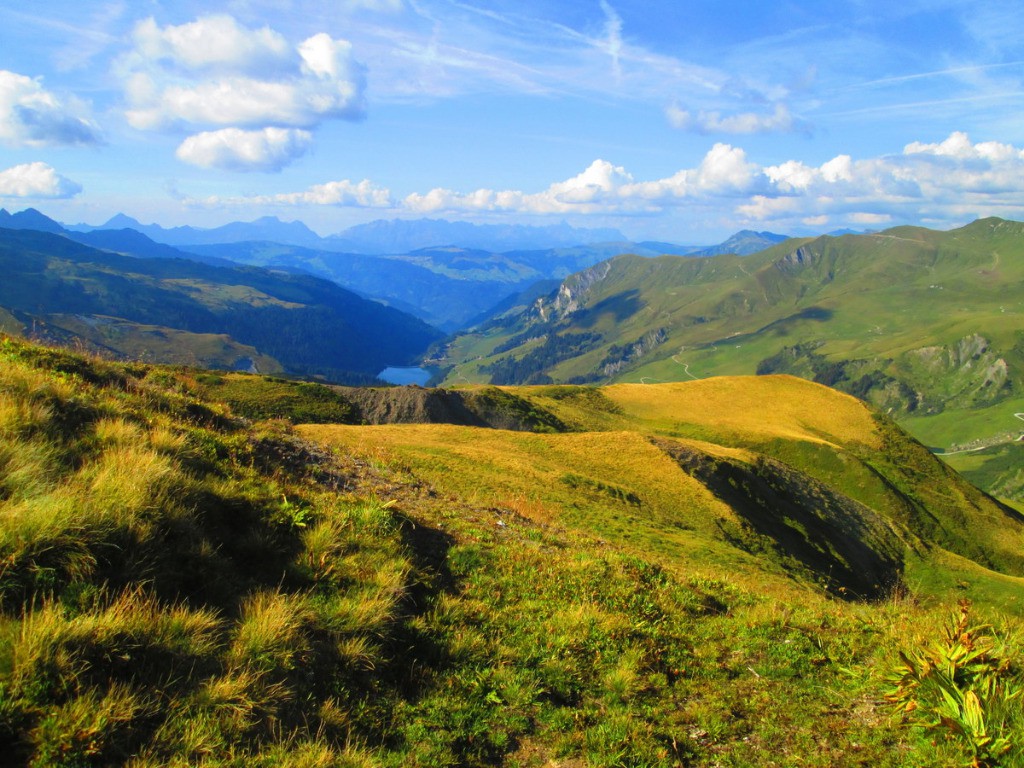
[65,212,632,254]
[5,208,791,331]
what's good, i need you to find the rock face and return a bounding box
[333,386,567,432]
[775,245,818,270]
[547,261,613,320]
[899,334,1011,412]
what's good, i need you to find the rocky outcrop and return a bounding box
[775,245,818,270]
[333,385,567,432]
[545,261,613,319]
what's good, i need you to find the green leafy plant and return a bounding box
[886,600,1022,767]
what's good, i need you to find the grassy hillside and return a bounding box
[440,218,1024,498]
[0,227,442,381]
[2,337,1023,766]
[302,377,1024,609]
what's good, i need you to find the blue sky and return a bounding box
[1,0,1023,241]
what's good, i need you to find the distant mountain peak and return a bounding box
[102,213,145,229]
[1,207,66,233]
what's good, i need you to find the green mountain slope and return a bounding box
[442,218,1024,496]
[0,227,442,381]
[2,337,1024,766]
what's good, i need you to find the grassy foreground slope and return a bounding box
[2,337,1023,767]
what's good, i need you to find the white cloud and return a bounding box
[621,143,762,202]
[0,162,81,198]
[0,70,100,147]
[187,178,392,208]
[404,159,636,215]
[904,131,1024,165]
[599,0,624,82]
[276,179,392,207]
[849,212,892,225]
[667,103,796,135]
[402,147,766,216]
[414,132,1024,228]
[549,159,632,204]
[123,16,366,131]
[738,132,1024,227]
[176,127,313,171]
[133,15,290,74]
[177,132,1024,232]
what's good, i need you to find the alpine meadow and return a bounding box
[4,1,1024,766]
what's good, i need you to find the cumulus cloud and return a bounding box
[401,132,1024,228]
[0,162,82,198]
[404,160,636,215]
[738,131,1024,227]
[133,15,290,73]
[178,132,1024,231]
[402,147,763,216]
[0,71,100,148]
[667,103,796,135]
[903,131,1019,161]
[123,16,366,132]
[623,143,762,200]
[176,127,313,172]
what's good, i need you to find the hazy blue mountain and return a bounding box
[686,229,790,257]
[65,228,204,261]
[77,214,324,248]
[324,218,629,254]
[633,240,701,254]
[184,241,520,332]
[64,208,787,260]
[0,207,66,233]
[149,232,797,331]
[183,239,684,331]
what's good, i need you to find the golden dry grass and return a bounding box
[298,422,804,595]
[598,376,883,449]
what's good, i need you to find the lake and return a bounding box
[378,366,433,386]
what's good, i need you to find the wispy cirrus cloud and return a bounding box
[0,162,82,198]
